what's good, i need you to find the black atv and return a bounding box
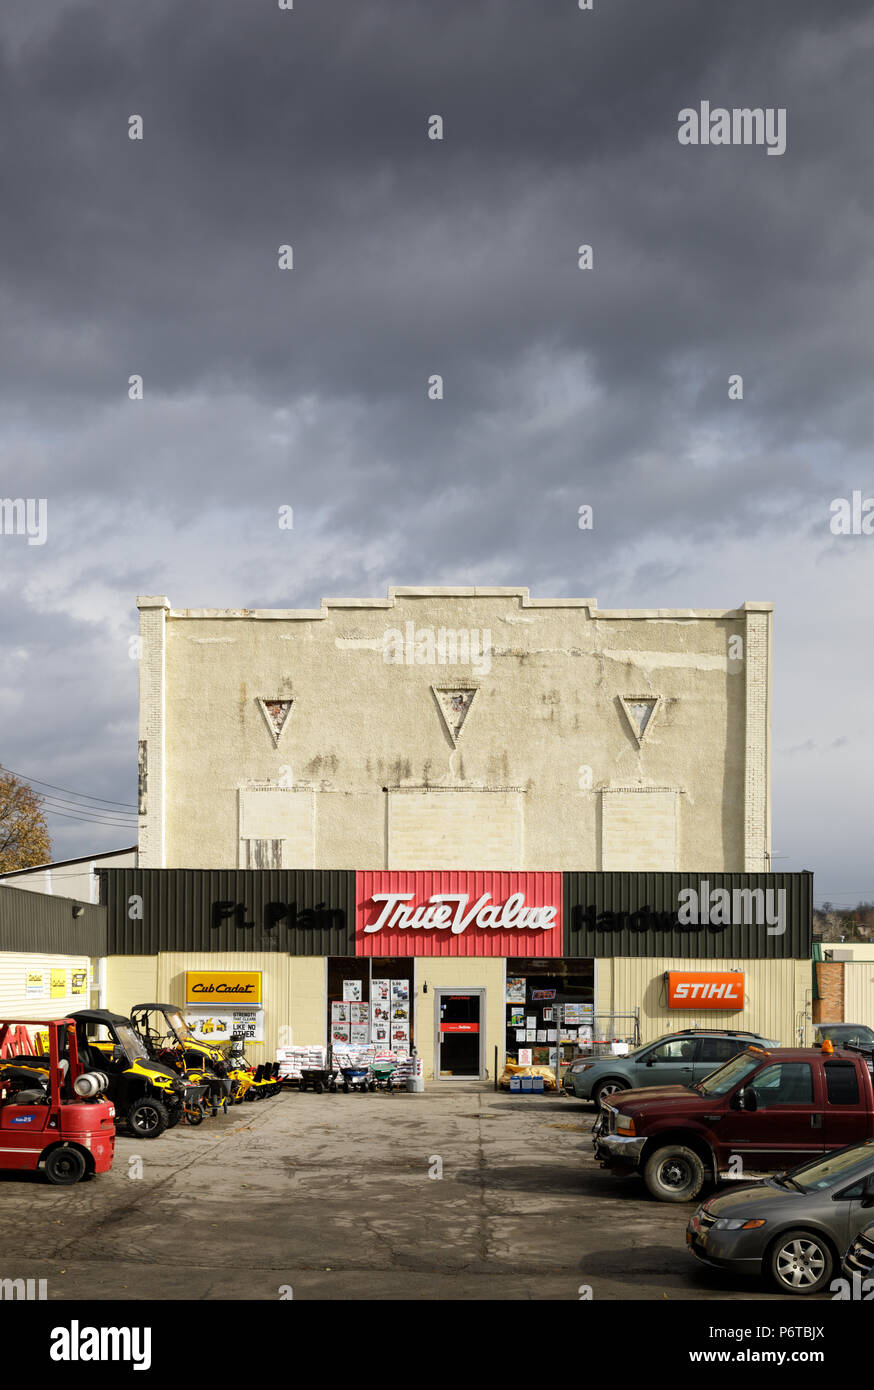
[69,1010,208,1137]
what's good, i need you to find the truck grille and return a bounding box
[601,1105,617,1135]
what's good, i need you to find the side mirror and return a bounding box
[644,1057,654,1067]
[731,1090,745,1110]
[112,1044,125,1062]
[745,1089,758,1112]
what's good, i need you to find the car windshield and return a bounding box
[784,1142,874,1193]
[817,1025,874,1046]
[164,1010,193,1042]
[697,1051,763,1096]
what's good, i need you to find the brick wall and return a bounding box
[812,961,844,1023]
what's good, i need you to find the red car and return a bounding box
[0,1017,116,1184]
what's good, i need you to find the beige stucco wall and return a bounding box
[597,956,808,1049]
[138,588,772,874]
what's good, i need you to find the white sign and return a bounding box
[185,1008,264,1044]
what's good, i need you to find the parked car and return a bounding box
[814,1022,874,1050]
[566,1029,779,1108]
[594,1044,874,1202]
[841,1219,874,1288]
[686,1140,874,1295]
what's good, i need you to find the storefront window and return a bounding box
[505,958,594,1071]
[327,957,415,1052]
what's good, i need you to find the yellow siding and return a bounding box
[152,953,325,1057]
[413,957,504,1081]
[845,962,874,1028]
[597,957,803,1048]
[0,951,90,1020]
[104,955,159,1016]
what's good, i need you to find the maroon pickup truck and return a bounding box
[593,1045,874,1202]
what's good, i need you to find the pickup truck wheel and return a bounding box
[643,1145,706,1203]
[767,1230,833,1295]
[592,1079,629,1109]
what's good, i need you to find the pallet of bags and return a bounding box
[275,1045,326,1080]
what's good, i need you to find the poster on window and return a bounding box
[332,1001,349,1023]
[509,1008,525,1029]
[505,977,526,1004]
[372,979,390,1003]
[350,1003,369,1024]
[332,1022,351,1044]
[391,980,409,1005]
[350,1024,370,1045]
[372,1020,390,1045]
[343,980,363,1002]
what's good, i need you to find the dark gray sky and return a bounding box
[0,0,872,904]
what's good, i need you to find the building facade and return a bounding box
[88,588,812,1079]
[136,587,772,874]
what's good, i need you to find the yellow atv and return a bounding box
[129,1004,237,1111]
[69,1010,208,1136]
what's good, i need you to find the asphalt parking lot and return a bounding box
[0,1086,827,1301]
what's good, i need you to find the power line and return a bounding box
[0,765,137,809]
[40,807,139,828]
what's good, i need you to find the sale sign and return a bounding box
[666,971,745,1009]
[356,871,563,956]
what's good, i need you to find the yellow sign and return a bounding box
[71,970,87,996]
[25,969,44,997]
[50,969,67,998]
[185,970,262,1005]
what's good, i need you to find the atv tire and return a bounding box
[166,1104,184,1129]
[127,1097,169,1139]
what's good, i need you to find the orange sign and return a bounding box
[667,971,745,1010]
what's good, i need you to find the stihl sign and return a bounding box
[667,971,745,1009]
[356,872,563,956]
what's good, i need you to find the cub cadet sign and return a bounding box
[667,971,745,1010]
[185,971,262,1005]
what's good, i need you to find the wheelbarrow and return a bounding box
[339,1066,370,1094]
[298,1066,337,1094]
[368,1060,398,1093]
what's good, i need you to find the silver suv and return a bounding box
[565,1028,780,1108]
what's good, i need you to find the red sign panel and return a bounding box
[356,871,563,957]
[440,1023,480,1033]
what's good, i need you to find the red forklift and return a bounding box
[0,1017,116,1184]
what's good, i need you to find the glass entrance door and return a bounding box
[436,991,483,1079]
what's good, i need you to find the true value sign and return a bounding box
[355,871,563,956]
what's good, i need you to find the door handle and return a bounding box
[811,1114,822,1129]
